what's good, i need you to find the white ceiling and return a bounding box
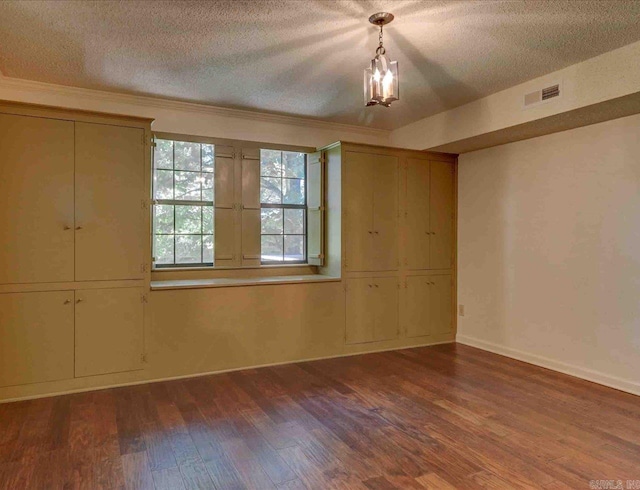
[1,0,640,130]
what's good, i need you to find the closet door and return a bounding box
[431,275,453,334]
[372,155,399,271]
[405,276,431,338]
[406,159,431,270]
[0,113,74,284]
[75,123,145,281]
[430,161,454,269]
[0,291,74,387]
[344,152,374,271]
[345,278,374,344]
[75,287,144,377]
[373,277,399,341]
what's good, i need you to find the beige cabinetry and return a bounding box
[75,122,146,281]
[0,113,75,284]
[344,151,398,272]
[345,277,399,344]
[326,142,456,347]
[0,291,75,387]
[0,101,152,389]
[404,274,453,338]
[75,287,144,377]
[405,158,455,270]
[429,161,455,270]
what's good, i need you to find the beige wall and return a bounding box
[390,40,640,151]
[0,75,389,148]
[457,113,640,395]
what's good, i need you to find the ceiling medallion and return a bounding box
[364,12,399,107]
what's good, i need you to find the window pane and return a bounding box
[202,173,214,201]
[154,235,174,264]
[174,141,200,171]
[261,208,283,234]
[176,235,202,264]
[202,207,214,234]
[260,149,282,177]
[261,235,283,261]
[203,235,214,263]
[154,139,173,169]
[175,205,202,234]
[283,178,305,205]
[154,170,174,199]
[284,235,304,261]
[284,208,304,234]
[175,171,202,200]
[260,177,282,204]
[283,152,305,178]
[202,144,214,173]
[154,205,174,234]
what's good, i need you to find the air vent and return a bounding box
[542,84,560,100]
[523,81,561,109]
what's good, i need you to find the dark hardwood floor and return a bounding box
[1,343,639,489]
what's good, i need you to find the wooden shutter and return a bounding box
[241,148,261,266]
[307,151,325,266]
[214,145,236,266]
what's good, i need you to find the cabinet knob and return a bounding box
[64,299,72,305]
[374,231,379,235]
[375,284,379,288]
[63,225,71,231]
[368,231,373,234]
[75,226,83,230]
[76,298,83,304]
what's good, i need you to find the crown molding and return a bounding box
[0,75,390,137]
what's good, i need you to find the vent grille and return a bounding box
[542,84,560,100]
[523,82,561,109]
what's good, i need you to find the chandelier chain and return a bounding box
[376,25,386,55]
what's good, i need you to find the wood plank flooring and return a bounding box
[1,343,639,489]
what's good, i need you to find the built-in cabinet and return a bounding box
[404,274,453,338]
[0,102,151,389]
[344,151,398,272]
[326,143,456,346]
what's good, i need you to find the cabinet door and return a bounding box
[345,278,374,344]
[406,159,431,270]
[405,276,431,338]
[431,275,453,334]
[75,123,145,281]
[373,277,399,341]
[430,161,454,269]
[344,152,374,271]
[0,113,74,284]
[75,287,144,377]
[372,155,399,271]
[0,291,74,387]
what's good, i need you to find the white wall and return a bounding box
[457,113,640,395]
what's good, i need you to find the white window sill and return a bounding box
[150,274,341,291]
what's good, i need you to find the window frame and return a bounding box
[151,132,315,271]
[259,151,308,265]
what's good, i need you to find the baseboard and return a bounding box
[0,339,455,404]
[457,334,640,397]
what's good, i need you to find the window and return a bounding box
[260,149,307,263]
[152,135,322,270]
[153,139,215,267]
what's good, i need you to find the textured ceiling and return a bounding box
[1,0,640,130]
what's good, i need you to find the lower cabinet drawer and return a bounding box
[0,290,74,387]
[75,287,144,377]
[345,277,399,344]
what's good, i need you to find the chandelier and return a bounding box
[364,12,399,107]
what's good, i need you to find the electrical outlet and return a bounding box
[458,304,465,316]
